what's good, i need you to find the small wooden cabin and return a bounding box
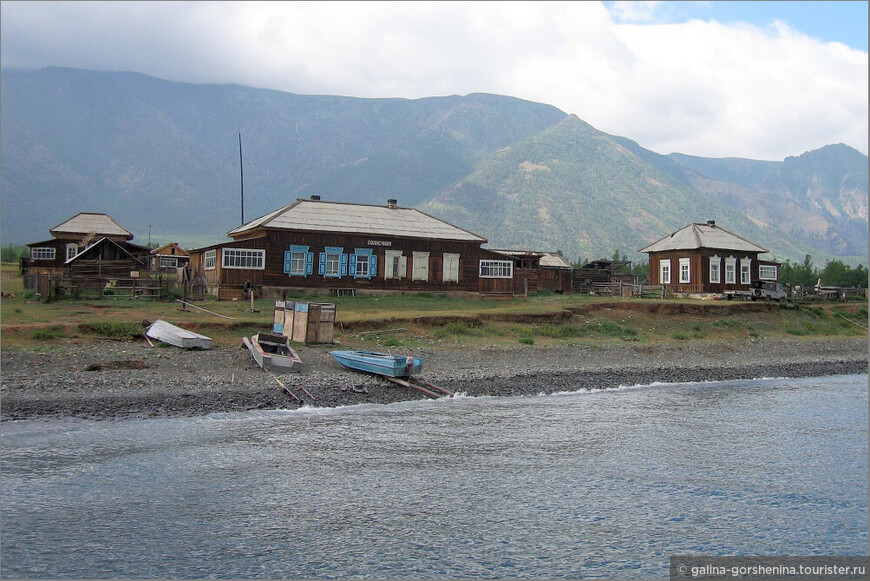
[189,197,519,300]
[150,243,190,272]
[640,220,780,295]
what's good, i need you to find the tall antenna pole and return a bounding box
[239,132,245,224]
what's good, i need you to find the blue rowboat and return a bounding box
[330,350,423,377]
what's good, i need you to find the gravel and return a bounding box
[1,337,866,420]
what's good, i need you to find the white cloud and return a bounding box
[1,1,866,160]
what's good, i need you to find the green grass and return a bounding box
[30,326,68,340]
[1,266,866,350]
[77,322,144,339]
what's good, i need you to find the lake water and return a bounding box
[2,374,867,579]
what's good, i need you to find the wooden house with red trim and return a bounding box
[639,220,780,295]
[189,197,541,300]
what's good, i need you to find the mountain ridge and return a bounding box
[1,67,866,266]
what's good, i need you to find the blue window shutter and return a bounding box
[340,254,348,277]
[349,254,357,277]
[284,251,292,274]
[318,252,326,275]
[369,255,377,278]
[306,252,314,276]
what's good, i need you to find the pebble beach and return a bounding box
[1,336,866,420]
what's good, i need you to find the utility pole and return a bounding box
[239,133,245,224]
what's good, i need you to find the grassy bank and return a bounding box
[1,265,866,352]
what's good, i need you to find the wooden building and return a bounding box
[489,250,572,294]
[572,259,637,294]
[150,243,190,272]
[639,220,779,295]
[23,213,149,276]
[189,197,528,300]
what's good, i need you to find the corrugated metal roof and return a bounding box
[639,222,767,253]
[50,213,132,239]
[228,200,486,242]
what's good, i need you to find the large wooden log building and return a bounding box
[189,197,568,300]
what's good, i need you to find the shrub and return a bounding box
[30,326,67,340]
[518,337,535,345]
[77,322,143,339]
[382,337,401,347]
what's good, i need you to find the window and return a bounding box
[222,248,265,269]
[65,243,79,261]
[443,253,460,283]
[725,257,736,284]
[384,250,407,279]
[319,247,347,278]
[679,258,691,283]
[759,265,777,280]
[159,256,178,269]
[659,259,671,284]
[350,248,377,279]
[740,258,752,284]
[412,252,429,281]
[204,250,216,270]
[284,245,313,277]
[31,247,55,260]
[709,255,721,284]
[479,260,513,278]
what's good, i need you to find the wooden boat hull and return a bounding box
[329,350,423,377]
[146,319,212,349]
[244,333,302,372]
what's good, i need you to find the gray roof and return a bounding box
[639,222,767,254]
[490,249,572,268]
[50,213,132,239]
[229,199,486,242]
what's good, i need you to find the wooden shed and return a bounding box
[189,197,518,300]
[639,220,780,295]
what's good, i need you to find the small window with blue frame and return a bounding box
[350,248,377,279]
[284,245,314,276]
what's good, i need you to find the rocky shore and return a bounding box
[1,337,867,421]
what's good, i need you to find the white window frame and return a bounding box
[709,255,721,284]
[222,248,265,270]
[412,252,429,282]
[204,250,216,270]
[325,252,341,277]
[384,250,406,280]
[740,258,752,285]
[443,253,460,283]
[354,254,371,278]
[759,265,777,280]
[65,243,79,261]
[725,257,736,284]
[679,258,691,284]
[159,256,179,269]
[659,259,671,284]
[479,260,513,279]
[289,251,306,275]
[31,247,56,260]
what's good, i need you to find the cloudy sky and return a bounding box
[2,1,866,161]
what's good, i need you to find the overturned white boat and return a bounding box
[146,319,213,350]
